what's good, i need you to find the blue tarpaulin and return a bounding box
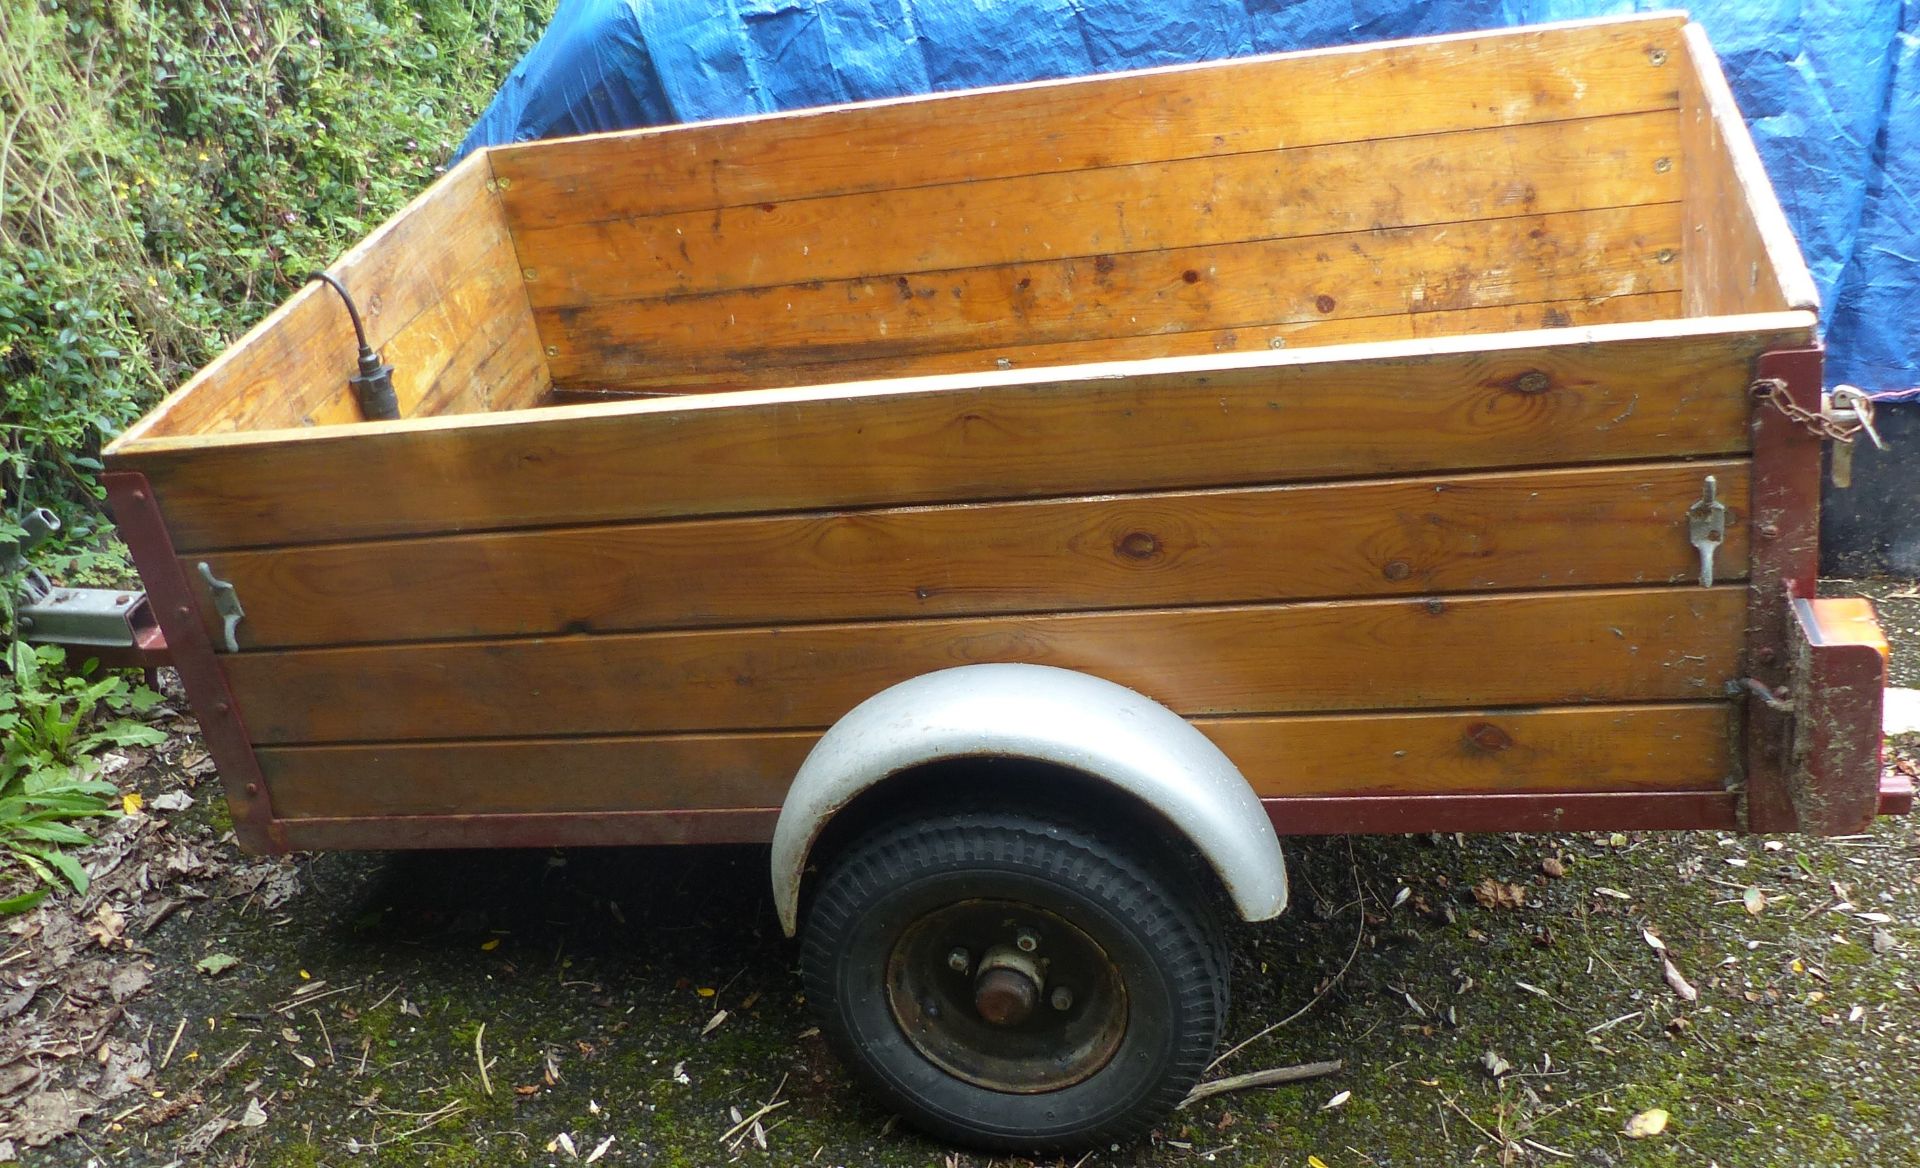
[459,0,1919,397]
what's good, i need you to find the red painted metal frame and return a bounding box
[278,808,781,851]
[1742,346,1826,833]
[1263,791,1738,836]
[1788,597,1889,834]
[102,471,284,854]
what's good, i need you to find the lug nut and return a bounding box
[947,947,971,973]
[1015,929,1040,953]
[1051,986,1074,1011]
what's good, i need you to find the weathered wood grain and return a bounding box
[116,322,1804,552]
[120,153,550,439]
[188,460,1749,649]
[256,702,1730,818]
[518,111,1680,307]
[1678,23,1818,316]
[488,16,1685,231]
[541,203,1683,386]
[223,586,1745,744]
[542,293,1682,399]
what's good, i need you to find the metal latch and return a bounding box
[1826,385,1887,488]
[1687,475,1726,588]
[197,562,245,652]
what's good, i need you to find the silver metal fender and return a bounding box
[769,664,1289,936]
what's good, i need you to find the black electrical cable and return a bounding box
[307,271,401,421]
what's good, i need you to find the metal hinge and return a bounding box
[1687,475,1726,588]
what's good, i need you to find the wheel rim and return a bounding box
[885,898,1128,1094]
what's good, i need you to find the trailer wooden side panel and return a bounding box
[486,17,1685,228]
[116,325,1788,553]
[255,703,1733,819]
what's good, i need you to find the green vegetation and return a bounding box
[0,0,549,897]
[0,642,161,907]
[0,0,552,520]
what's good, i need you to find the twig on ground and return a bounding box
[474,1023,493,1096]
[1177,1059,1344,1108]
[160,1017,187,1069]
[718,1100,788,1145]
[1208,839,1366,1072]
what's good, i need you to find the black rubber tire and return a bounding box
[799,808,1227,1152]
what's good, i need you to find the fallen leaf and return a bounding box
[1308,1157,1331,1168]
[87,905,128,950]
[1473,879,1526,910]
[1744,887,1768,916]
[696,986,717,998]
[1642,928,1667,953]
[195,953,239,977]
[1624,1107,1670,1138]
[1857,912,1895,924]
[1541,857,1566,879]
[700,1009,729,1037]
[121,792,144,815]
[239,1096,268,1128]
[1322,1090,1350,1110]
[1480,1050,1512,1079]
[151,790,194,812]
[1873,928,1896,954]
[480,938,501,951]
[1662,958,1698,1003]
[1849,1005,1866,1023]
[1595,886,1633,900]
[585,1135,616,1163]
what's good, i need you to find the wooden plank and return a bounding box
[488,15,1685,231]
[223,585,1745,744]
[1264,790,1738,835]
[122,153,552,439]
[541,203,1683,385]
[1679,24,1818,315]
[306,224,550,423]
[125,155,505,438]
[543,293,1681,399]
[256,702,1730,819]
[110,319,1810,552]
[189,460,1750,649]
[518,111,1681,307]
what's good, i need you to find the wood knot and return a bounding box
[1314,294,1337,314]
[1182,269,1201,284]
[1115,531,1162,561]
[1508,370,1552,395]
[1464,722,1514,753]
[1382,559,1412,582]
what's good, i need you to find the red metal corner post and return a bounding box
[1788,597,1889,834]
[102,472,285,854]
[1742,346,1826,833]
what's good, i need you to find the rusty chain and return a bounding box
[1750,377,1879,444]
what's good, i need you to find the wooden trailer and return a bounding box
[94,11,1900,1149]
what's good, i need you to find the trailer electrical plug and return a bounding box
[308,272,401,421]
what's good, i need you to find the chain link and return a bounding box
[1751,377,1876,444]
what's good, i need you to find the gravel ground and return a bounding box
[6,580,1920,1168]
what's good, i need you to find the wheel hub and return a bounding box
[886,899,1129,1093]
[973,966,1038,1026]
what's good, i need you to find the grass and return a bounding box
[0,0,552,521]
